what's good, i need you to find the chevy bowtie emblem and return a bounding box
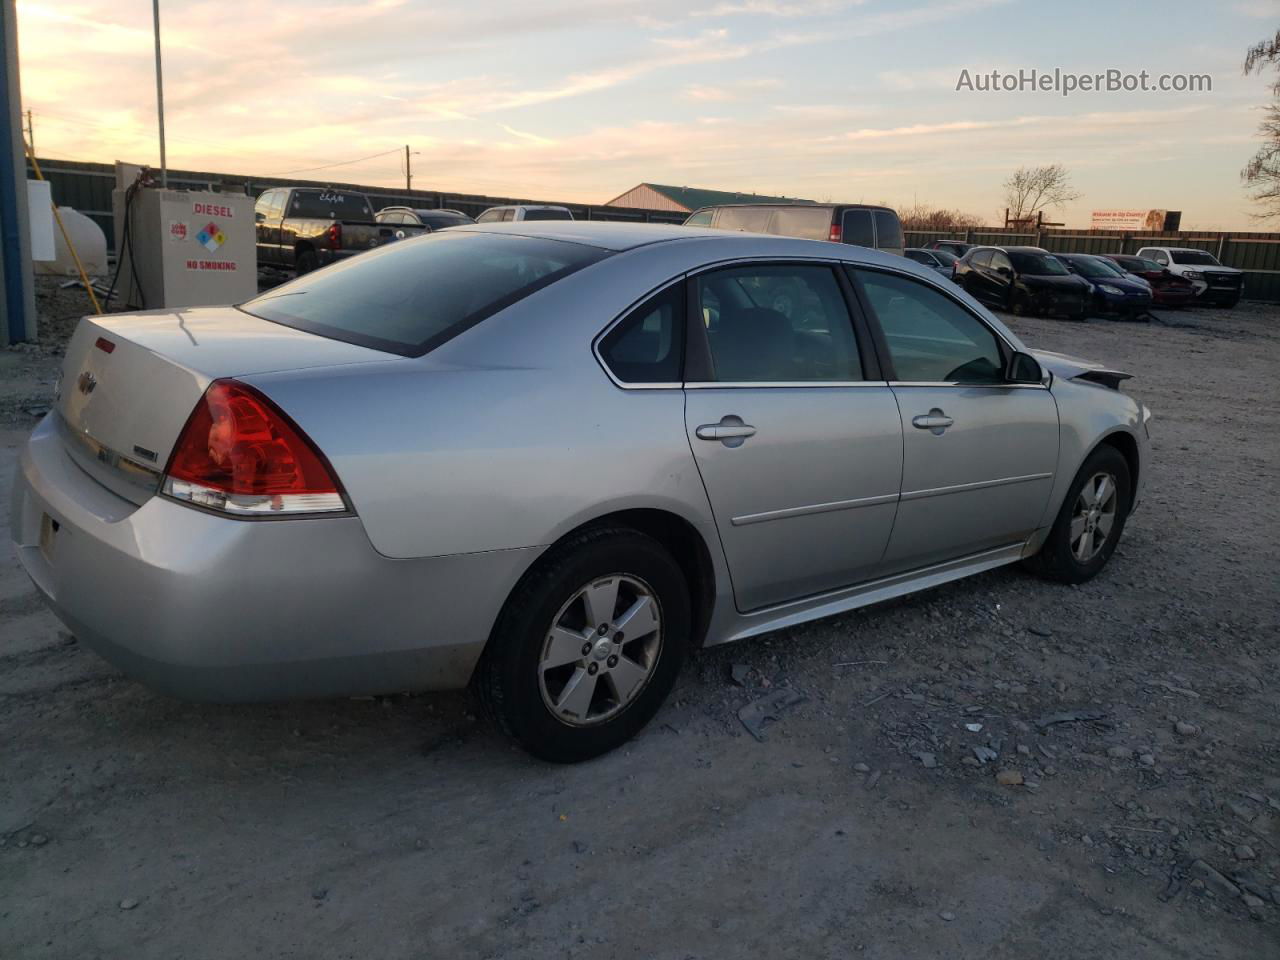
[77,371,97,395]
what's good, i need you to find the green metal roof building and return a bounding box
[604,182,812,214]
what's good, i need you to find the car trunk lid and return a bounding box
[56,306,392,505]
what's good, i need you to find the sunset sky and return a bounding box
[15,0,1280,228]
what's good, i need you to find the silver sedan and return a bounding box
[10,223,1151,761]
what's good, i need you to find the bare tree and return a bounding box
[1242,29,1280,218]
[1002,164,1080,224]
[897,203,983,231]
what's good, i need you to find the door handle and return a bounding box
[911,409,954,435]
[696,416,757,447]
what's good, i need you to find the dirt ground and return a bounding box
[1,278,1278,959]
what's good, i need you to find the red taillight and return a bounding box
[162,379,346,516]
[327,222,342,249]
[828,223,842,242]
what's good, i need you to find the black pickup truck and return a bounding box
[253,187,426,274]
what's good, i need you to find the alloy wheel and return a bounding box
[1070,471,1118,562]
[537,575,663,727]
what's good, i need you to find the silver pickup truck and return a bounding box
[254,187,427,274]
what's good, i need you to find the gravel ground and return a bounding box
[1,281,1277,958]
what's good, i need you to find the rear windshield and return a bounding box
[521,208,574,221]
[873,210,904,250]
[288,190,373,220]
[1170,249,1221,266]
[417,211,475,228]
[240,232,608,356]
[1010,252,1070,275]
[1064,257,1114,278]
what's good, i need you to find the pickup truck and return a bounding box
[254,187,426,274]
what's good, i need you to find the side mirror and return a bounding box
[1007,351,1043,385]
[996,265,1012,277]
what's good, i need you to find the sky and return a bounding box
[14,0,1280,228]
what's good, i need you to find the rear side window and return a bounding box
[842,209,875,248]
[598,284,684,384]
[971,250,993,267]
[854,269,1004,384]
[770,206,831,241]
[521,208,573,221]
[289,190,373,220]
[696,264,861,382]
[241,233,608,357]
[873,210,904,251]
[719,207,773,233]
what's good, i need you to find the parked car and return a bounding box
[683,203,905,256]
[12,223,1150,762]
[953,245,1091,318]
[254,187,425,275]
[1055,253,1153,319]
[905,247,960,279]
[475,205,574,222]
[1102,254,1196,307]
[375,206,476,231]
[923,240,976,257]
[1134,246,1243,306]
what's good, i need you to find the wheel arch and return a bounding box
[1094,428,1140,496]
[492,507,719,660]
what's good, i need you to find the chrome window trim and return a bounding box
[888,381,1049,390]
[685,380,890,389]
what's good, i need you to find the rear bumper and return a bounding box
[10,415,539,702]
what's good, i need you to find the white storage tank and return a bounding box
[33,207,109,277]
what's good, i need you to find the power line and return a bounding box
[269,148,404,177]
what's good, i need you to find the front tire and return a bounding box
[475,527,691,762]
[1025,445,1131,584]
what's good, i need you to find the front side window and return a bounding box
[598,284,684,384]
[241,232,608,357]
[971,249,993,267]
[1144,249,1169,265]
[475,209,503,223]
[991,252,1012,272]
[684,209,714,227]
[696,264,861,382]
[854,269,1005,384]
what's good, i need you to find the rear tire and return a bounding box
[475,527,691,763]
[1025,445,1131,584]
[295,248,319,275]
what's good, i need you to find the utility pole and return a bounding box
[405,144,412,192]
[24,108,31,152]
[152,0,167,187]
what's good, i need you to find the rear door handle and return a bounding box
[911,409,954,435]
[696,416,757,447]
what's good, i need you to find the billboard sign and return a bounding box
[1090,209,1181,231]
